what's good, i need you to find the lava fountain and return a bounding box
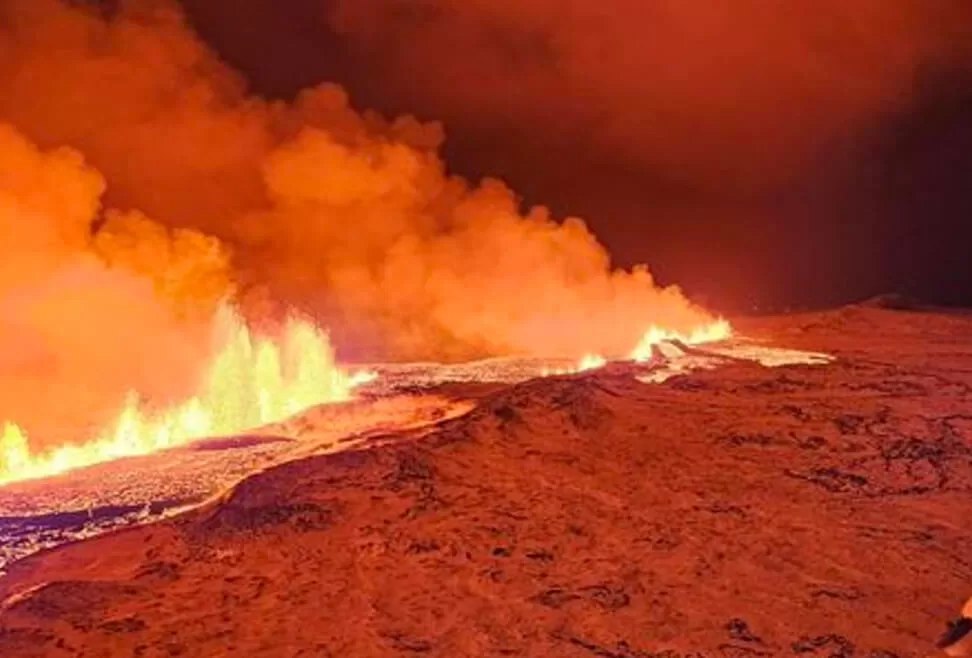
[0,306,376,486]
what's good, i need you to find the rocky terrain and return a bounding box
[0,305,969,657]
[0,344,808,573]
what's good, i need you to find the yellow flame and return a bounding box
[0,312,730,485]
[540,353,607,377]
[542,319,732,376]
[0,307,376,486]
[629,319,732,361]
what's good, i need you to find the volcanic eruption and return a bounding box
[0,0,726,485]
[0,2,969,657]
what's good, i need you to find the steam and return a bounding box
[0,123,230,445]
[328,0,972,195]
[0,0,720,447]
[0,0,716,364]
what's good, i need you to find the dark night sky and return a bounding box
[175,0,972,312]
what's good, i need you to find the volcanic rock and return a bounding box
[0,307,970,657]
[857,293,925,311]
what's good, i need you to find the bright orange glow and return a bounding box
[539,319,732,376]
[629,319,732,361]
[540,353,608,377]
[0,306,376,486]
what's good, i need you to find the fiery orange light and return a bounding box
[629,319,733,361]
[540,319,732,376]
[540,353,608,377]
[0,308,730,486]
[0,306,375,486]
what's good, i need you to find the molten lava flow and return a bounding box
[629,319,733,361]
[540,353,608,377]
[540,319,732,376]
[0,307,376,486]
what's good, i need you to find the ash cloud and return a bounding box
[0,0,716,381]
[326,0,972,196]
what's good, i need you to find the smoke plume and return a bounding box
[7,0,966,449]
[0,0,716,376]
[0,122,231,444]
[326,0,972,196]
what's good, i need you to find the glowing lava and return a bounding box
[540,319,732,376]
[0,307,375,486]
[540,353,608,377]
[0,312,731,485]
[629,319,733,361]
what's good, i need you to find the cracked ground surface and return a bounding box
[0,305,969,657]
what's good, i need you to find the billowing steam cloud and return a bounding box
[4,0,967,452]
[326,0,972,195]
[5,0,970,452]
[0,0,716,375]
[0,122,230,443]
[0,0,723,447]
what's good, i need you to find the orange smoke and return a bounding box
[0,121,236,454]
[327,0,972,194]
[0,0,725,462]
[0,0,718,363]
